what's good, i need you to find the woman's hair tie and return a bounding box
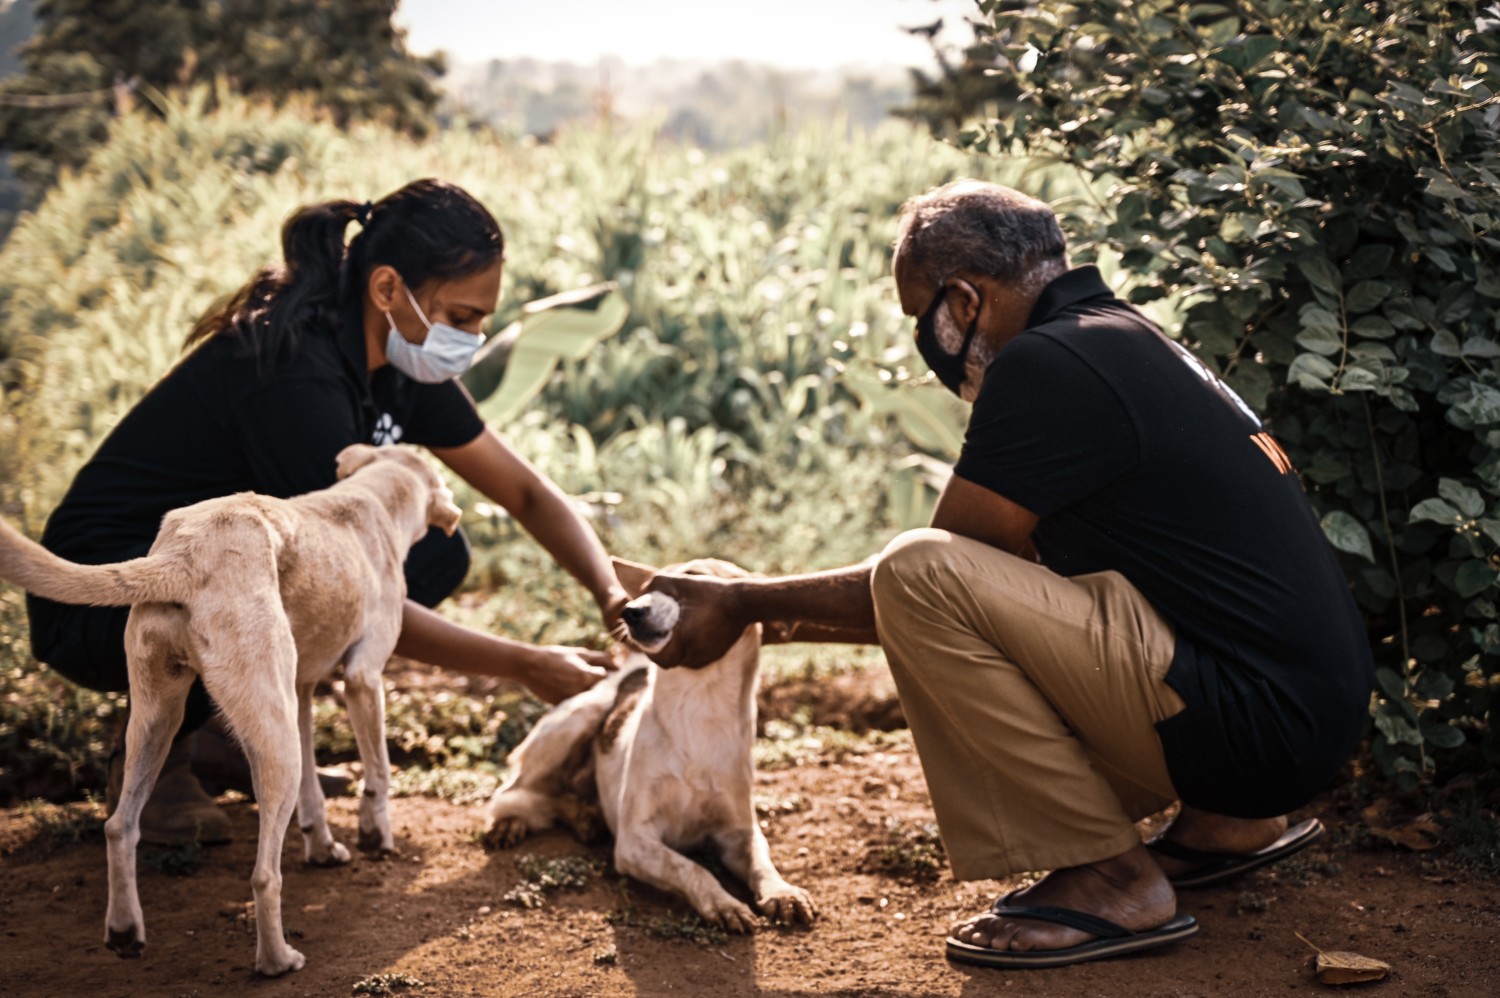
[356,200,374,226]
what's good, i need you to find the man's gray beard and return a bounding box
[934,305,995,401]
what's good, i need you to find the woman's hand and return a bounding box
[521,645,612,703]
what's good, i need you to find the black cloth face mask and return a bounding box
[914,285,979,396]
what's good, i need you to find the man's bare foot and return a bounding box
[1149,807,1287,880]
[949,843,1176,954]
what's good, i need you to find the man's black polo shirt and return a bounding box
[36,307,485,567]
[953,266,1373,817]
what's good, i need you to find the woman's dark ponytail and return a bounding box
[184,180,503,365]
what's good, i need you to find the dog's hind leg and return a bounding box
[201,606,306,977]
[104,612,195,959]
[712,825,817,925]
[296,680,350,867]
[483,675,620,848]
[341,631,400,855]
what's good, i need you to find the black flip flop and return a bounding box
[945,903,1199,969]
[1148,817,1325,889]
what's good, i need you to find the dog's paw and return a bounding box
[255,945,306,977]
[357,826,397,856]
[704,899,759,935]
[106,924,144,959]
[758,883,817,925]
[483,816,530,850]
[306,840,352,868]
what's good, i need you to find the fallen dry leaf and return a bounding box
[1296,932,1392,986]
[1314,950,1392,985]
[1367,815,1442,851]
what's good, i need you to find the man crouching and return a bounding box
[635,180,1373,969]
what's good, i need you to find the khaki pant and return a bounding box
[871,528,1187,880]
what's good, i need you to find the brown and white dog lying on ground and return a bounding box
[484,558,816,932]
[0,444,462,977]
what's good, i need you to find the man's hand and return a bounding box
[639,572,748,668]
[522,645,612,703]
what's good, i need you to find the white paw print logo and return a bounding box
[372,413,403,447]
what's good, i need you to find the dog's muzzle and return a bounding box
[621,593,680,654]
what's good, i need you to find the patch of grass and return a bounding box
[753,720,911,771]
[607,904,730,945]
[1233,890,1273,915]
[1441,793,1500,878]
[858,815,947,882]
[382,765,499,806]
[351,972,425,995]
[1272,850,1343,886]
[502,853,605,909]
[20,796,105,847]
[0,590,124,806]
[753,792,809,817]
[143,839,202,876]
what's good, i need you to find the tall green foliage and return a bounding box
[965,0,1500,783]
[0,0,440,204]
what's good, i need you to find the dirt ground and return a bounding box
[1,666,1498,998]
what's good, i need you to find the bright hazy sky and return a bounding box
[395,0,982,69]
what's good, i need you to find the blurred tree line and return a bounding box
[0,0,441,210]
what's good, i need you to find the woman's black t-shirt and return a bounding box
[952,267,1374,819]
[37,309,486,566]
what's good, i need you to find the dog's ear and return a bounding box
[429,485,463,537]
[680,558,752,580]
[335,443,381,481]
[610,557,658,598]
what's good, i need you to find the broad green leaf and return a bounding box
[1321,510,1375,561]
[1409,498,1461,524]
[1438,478,1486,518]
[1345,280,1390,313]
[1455,560,1498,597]
[842,374,965,459]
[1288,352,1336,390]
[473,284,629,424]
[1422,722,1466,749]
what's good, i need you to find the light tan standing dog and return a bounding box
[0,444,461,976]
[484,558,816,932]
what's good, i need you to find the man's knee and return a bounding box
[404,526,471,608]
[871,528,957,613]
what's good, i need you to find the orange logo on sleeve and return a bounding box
[1249,432,1293,475]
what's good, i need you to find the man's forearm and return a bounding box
[733,563,878,644]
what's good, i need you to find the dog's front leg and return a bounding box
[614,832,758,933]
[343,658,396,854]
[296,682,350,867]
[714,826,817,926]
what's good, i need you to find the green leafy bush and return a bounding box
[968,0,1500,783]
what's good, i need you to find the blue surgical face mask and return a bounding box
[384,282,484,384]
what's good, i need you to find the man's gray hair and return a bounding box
[895,180,1068,290]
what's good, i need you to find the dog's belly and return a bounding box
[595,716,754,851]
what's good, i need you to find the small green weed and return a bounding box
[607,904,729,945]
[20,797,105,847]
[143,838,202,876]
[858,815,947,882]
[753,721,910,770]
[592,946,618,965]
[503,853,604,909]
[351,972,425,995]
[1233,890,1273,915]
[1273,850,1343,886]
[383,764,499,806]
[1441,794,1500,878]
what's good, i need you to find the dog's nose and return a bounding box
[622,603,650,625]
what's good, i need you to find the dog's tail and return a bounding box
[0,517,190,606]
